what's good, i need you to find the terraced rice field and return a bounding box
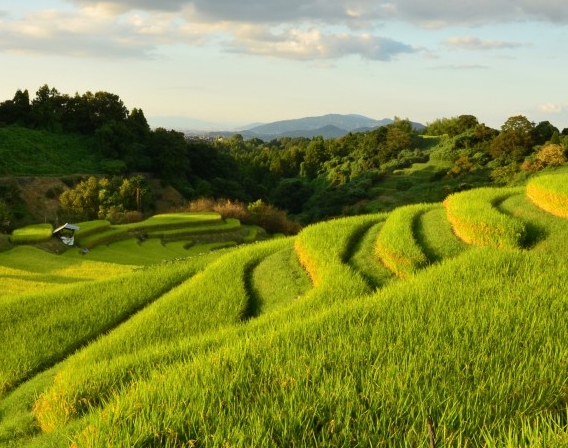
[2,172,568,446]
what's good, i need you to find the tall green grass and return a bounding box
[444,187,527,248]
[414,204,469,262]
[122,212,223,232]
[32,239,290,431]
[0,258,210,395]
[347,218,394,289]
[73,213,228,248]
[0,246,134,297]
[73,220,111,241]
[62,247,568,447]
[375,203,435,278]
[146,218,241,239]
[526,172,568,219]
[75,227,129,249]
[9,224,52,245]
[294,214,379,290]
[250,244,312,313]
[4,183,568,446]
[496,191,568,252]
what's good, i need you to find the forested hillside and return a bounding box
[1,84,567,230]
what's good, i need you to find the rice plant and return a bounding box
[375,203,435,278]
[526,172,568,219]
[444,187,527,248]
[9,224,52,245]
[3,184,568,447]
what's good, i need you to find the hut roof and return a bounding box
[53,223,80,234]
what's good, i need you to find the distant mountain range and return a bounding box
[184,114,425,140]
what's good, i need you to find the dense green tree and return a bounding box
[12,89,31,126]
[60,175,153,221]
[425,115,478,137]
[124,108,152,170]
[94,121,130,160]
[270,178,313,214]
[0,89,31,126]
[59,176,103,220]
[150,128,190,185]
[533,120,559,146]
[31,85,64,131]
[490,115,535,162]
[302,136,328,179]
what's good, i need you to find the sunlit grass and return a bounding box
[65,248,568,447]
[4,183,568,446]
[0,259,207,395]
[375,203,434,278]
[347,218,394,289]
[32,239,289,431]
[0,246,134,297]
[9,224,52,245]
[526,172,568,219]
[250,242,312,313]
[414,204,469,262]
[444,187,527,248]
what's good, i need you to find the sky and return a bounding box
[0,0,567,131]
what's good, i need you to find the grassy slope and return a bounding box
[0,126,98,176]
[41,196,568,447]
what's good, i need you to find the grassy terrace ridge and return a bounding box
[526,172,568,219]
[74,212,228,248]
[375,203,435,278]
[3,182,568,446]
[443,186,528,249]
[0,246,134,297]
[9,223,53,245]
[32,238,292,432]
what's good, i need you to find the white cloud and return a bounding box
[0,3,417,61]
[65,0,568,25]
[444,36,525,50]
[538,103,565,114]
[0,7,209,58]
[226,25,417,61]
[0,0,563,62]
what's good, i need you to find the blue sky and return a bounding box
[1,0,567,131]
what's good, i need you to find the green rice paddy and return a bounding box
[2,177,568,446]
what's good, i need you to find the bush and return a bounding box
[187,198,301,235]
[535,143,566,167]
[395,178,413,191]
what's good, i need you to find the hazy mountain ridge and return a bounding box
[244,114,390,134]
[184,114,425,140]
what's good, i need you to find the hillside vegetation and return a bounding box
[2,85,568,232]
[1,168,568,446]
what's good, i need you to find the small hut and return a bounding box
[52,223,80,246]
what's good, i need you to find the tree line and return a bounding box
[1,85,567,227]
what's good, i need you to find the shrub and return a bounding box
[395,178,413,191]
[535,143,566,167]
[187,198,301,235]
